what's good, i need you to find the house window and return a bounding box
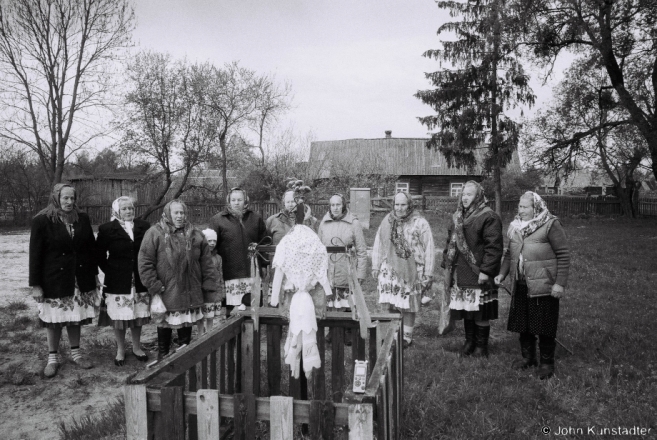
[450,182,463,197]
[396,182,409,193]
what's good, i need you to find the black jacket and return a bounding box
[208,209,268,280]
[95,219,150,295]
[29,212,98,299]
[443,208,503,288]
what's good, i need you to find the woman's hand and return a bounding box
[371,270,379,280]
[551,284,565,298]
[478,272,490,286]
[31,286,44,303]
[494,274,505,285]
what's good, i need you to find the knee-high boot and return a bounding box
[512,333,537,369]
[472,324,490,358]
[157,327,172,360]
[461,319,476,356]
[177,326,193,347]
[537,335,556,379]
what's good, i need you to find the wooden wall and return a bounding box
[397,175,483,197]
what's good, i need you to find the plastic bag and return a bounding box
[150,293,167,324]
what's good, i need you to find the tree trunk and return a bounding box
[614,184,638,218]
[219,133,228,199]
[490,2,502,217]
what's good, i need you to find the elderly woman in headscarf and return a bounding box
[209,188,268,312]
[495,192,570,379]
[443,181,503,358]
[29,183,101,377]
[372,192,435,348]
[266,186,318,246]
[95,196,151,366]
[138,199,217,359]
[199,228,225,333]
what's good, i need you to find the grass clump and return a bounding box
[59,398,125,440]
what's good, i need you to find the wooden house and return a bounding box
[537,170,615,196]
[68,173,158,205]
[308,131,520,197]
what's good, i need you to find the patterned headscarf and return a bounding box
[328,193,348,221]
[445,181,490,271]
[508,192,556,239]
[111,196,135,240]
[389,192,415,258]
[35,183,80,224]
[158,199,195,292]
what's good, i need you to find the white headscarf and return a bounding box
[202,228,217,241]
[111,196,135,240]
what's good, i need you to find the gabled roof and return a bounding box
[542,170,614,187]
[308,137,520,177]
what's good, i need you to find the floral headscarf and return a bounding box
[444,181,490,272]
[508,192,556,239]
[389,192,415,258]
[35,183,80,224]
[158,199,195,292]
[111,196,135,239]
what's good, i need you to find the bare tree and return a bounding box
[0,0,135,185]
[120,52,218,219]
[204,61,264,196]
[250,75,293,166]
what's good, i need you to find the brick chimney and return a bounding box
[385,130,392,138]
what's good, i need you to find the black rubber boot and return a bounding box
[512,333,538,369]
[157,327,172,360]
[460,319,476,357]
[176,326,193,347]
[537,335,556,379]
[472,324,490,358]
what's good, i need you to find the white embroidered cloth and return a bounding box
[271,225,331,377]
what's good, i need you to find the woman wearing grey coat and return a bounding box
[138,199,217,359]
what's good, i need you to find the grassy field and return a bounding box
[2,213,657,439]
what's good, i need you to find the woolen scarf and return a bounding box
[508,192,556,239]
[445,181,491,273]
[328,193,348,222]
[35,183,81,225]
[158,200,195,293]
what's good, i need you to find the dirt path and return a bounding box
[0,231,156,439]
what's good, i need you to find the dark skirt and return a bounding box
[507,282,560,338]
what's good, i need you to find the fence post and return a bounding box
[348,403,373,440]
[196,389,221,440]
[125,385,149,440]
[270,396,294,440]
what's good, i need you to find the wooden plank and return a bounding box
[396,329,403,440]
[313,324,326,400]
[130,318,244,385]
[387,357,395,440]
[160,386,184,440]
[232,308,400,326]
[241,320,255,395]
[254,324,261,397]
[309,400,335,440]
[331,326,345,402]
[188,365,198,440]
[267,324,282,396]
[289,369,301,400]
[201,357,208,389]
[219,343,226,394]
[368,327,377,377]
[233,394,256,440]
[348,404,373,440]
[146,389,352,424]
[124,385,148,440]
[209,351,217,390]
[235,331,242,393]
[378,375,388,440]
[227,338,235,394]
[196,390,220,440]
[269,396,293,440]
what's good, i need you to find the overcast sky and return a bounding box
[132,0,567,143]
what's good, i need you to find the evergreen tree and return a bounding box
[416,0,534,213]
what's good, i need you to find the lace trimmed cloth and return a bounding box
[270,225,332,378]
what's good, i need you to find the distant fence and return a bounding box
[422,195,657,217]
[3,196,657,227]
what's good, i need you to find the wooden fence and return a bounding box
[125,310,403,439]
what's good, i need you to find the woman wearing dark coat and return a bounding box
[95,196,151,366]
[29,183,100,378]
[443,181,503,358]
[209,188,268,310]
[138,199,217,359]
[495,192,570,379]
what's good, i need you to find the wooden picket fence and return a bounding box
[125,310,403,439]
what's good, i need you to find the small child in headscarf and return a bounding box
[200,228,225,332]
